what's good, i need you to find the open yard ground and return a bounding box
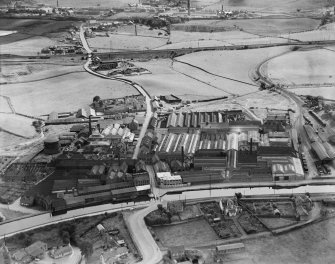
[87,34,167,51]
[130,59,230,100]
[0,113,37,138]
[153,219,218,247]
[264,48,335,87]
[0,70,138,116]
[174,18,320,36]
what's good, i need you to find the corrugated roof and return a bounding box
[311,141,330,161]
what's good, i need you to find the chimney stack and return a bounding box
[249,138,253,155]
[181,146,184,165]
[187,0,190,16]
[88,115,92,136]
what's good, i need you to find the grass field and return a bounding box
[265,48,335,86]
[153,219,218,247]
[129,59,230,100]
[0,18,77,45]
[87,34,167,51]
[0,113,37,138]
[202,0,335,12]
[174,46,290,97]
[0,36,56,56]
[176,18,320,36]
[0,70,138,116]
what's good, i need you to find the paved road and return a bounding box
[79,25,153,160]
[79,25,158,263]
[124,203,162,264]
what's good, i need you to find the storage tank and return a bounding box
[44,136,60,154]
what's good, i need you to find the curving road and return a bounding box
[79,24,160,263]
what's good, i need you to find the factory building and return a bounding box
[44,136,60,154]
[178,170,223,185]
[303,125,319,143]
[257,146,294,162]
[193,149,227,170]
[311,141,331,161]
[272,157,304,181]
[156,172,182,186]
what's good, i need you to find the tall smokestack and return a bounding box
[249,138,253,155]
[221,5,223,14]
[57,0,59,7]
[88,115,92,136]
[187,0,190,16]
[181,146,184,164]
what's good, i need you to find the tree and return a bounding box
[78,240,93,257]
[93,95,101,102]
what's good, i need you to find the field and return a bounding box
[87,34,167,51]
[0,58,83,83]
[170,46,290,97]
[264,48,335,89]
[0,70,138,116]
[0,113,37,138]
[35,0,136,8]
[0,18,78,45]
[202,0,335,12]
[175,18,320,36]
[290,87,335,100]
[0,36,57,56]
[153,219,218,247]
[129,59,230,100]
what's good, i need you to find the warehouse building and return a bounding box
[179,170,223,185]
[156,172,182,186]
[311,141,331,161]
[257,146,294,162]
[193,149,227,170]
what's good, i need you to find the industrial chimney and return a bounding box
[187,0,190,16]
[88,115,92,136]
[181,146,184,165]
